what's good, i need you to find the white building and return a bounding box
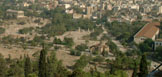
[73,13,82,19]
[64,4,71,9]
[6,9,25,19]
[159,6,162,14]
[154,39,162,50]
[131,5,139,10]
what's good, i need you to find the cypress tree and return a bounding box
[46,52,58,77]
[24,55,32,77]
[110,64,115,75]
[132,62,137,77]
[0,54,7,77]
[139,54,148,77]
[38,46,47,77]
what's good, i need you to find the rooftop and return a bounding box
[134,22,160,38]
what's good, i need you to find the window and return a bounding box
[160,43,162,46]
[141,38,145,40]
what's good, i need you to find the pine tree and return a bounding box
[38,46,47,77]
[139,54,148,77]
[24,55,32,77]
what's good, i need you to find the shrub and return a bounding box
[53,37,62,44]
[19,27,34,34]
[76,51,81,56]
[63,37,74,48]
[17,21,26,25]
[75,44,88,51]
[70,49,75,55]
[93,56,105,63]
[0,27,5,34]
[74,55,92,69]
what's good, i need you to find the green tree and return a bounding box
[139,39,153,52]
[70,49,76,55]
[75,44,88,51]
[0,9,4,19]
[73,6,83,14]
[24,55,32,77]
[38,46,47,77]
[70,69,85,77]
[132,62,137,77]
[0,27,5,34]
[53,37,62,44]
[74,55,91,69]
[7,62,24,77]
[143,39,153,47]
[139,54,148,77]
[155,46,162,60]
[64,37,74,48]
[46,52,58,77]
[110,64,115,75]
[0,54,7,77]
[93,56,105,63]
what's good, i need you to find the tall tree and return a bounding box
[0,54,7,77]
[46,52,58,77]
[38,46,47,77]
[74,55,91,69]
[7,62,24,77]
[139,54,148,77]
[70,68,85,77]
[24,55,32,77]
[132,62,137,77]
[110,64,115,75]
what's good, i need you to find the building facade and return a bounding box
[6,9,25,19]
[154,39,162,50]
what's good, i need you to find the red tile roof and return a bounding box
[134,22,160,38]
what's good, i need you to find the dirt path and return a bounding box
[56,29,100,47]
[2,17,49,37]
[0,44,41,59]
[0,17,49,59]
[56,48,80,69]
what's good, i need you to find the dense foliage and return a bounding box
[0,46,150,77]
[138,39,154,52]
[139,54,148,77]
[105,21,146,45]
[38,7,96,37]
[75,44,88,51]
[19,27,34,34]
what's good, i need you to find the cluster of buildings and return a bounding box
[6,9,25,19]
[3,0,161,22]
[57,0,162,22]
[7,0,162,20]
[2,0,162,48]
